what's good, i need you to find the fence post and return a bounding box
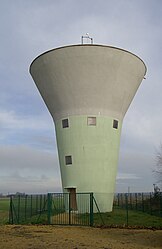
[125,193,128,226]
[69,193,71,225]
[17,195,20,224]
[160,192,162,217]
[44,195,46,211]
[47,193,52,224]
[142,193,144,212]
[30,195,33,217]
[117,193,120,206]
[25,195,27,221]
[9,196,13,224]
[36,195,38,213]
[40,195,42,213]
[121,194,123,207]
[90,193,94,226]
[150,192,152,215]
[135,193,137,210]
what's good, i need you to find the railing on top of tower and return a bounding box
[81,33,93,44]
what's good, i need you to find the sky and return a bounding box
[0,0,162,195]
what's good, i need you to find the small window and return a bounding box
[62,119,69,128]
[87,117,96,126]
[65,155,72,165]
[113,120,118,129]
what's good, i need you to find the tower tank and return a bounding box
[30,44,146,212]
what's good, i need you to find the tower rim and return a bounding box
[29,44,147,75]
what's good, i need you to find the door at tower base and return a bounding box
[30,44,147,213]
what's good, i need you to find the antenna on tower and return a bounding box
[81,33,93,44]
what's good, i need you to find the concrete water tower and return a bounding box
[30,42,146,212]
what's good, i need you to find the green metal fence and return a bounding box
[9,194,48,224]
[106,192,162,228]
[9,193,95,226]
[9,192,162,228]
[114,192,162,217]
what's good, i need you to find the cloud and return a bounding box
[0,109,52,131]
[0,108,57,151]
[121,110,162,151]
[0,145,62,194]
[0,145,59,171]
[117,173,141,180]
[0,0,162,194]
[0,173,62,194]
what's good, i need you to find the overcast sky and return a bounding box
[0,0,162,194]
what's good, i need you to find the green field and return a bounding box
[79,207,162,228]
[0,198,10,225]
[94,208,162,227]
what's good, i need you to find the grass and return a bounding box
[0,198,10,225]
[92,207,162,228]
[78,207,162,228]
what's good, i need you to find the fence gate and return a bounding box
[48,193,93,226]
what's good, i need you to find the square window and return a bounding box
[65,155,72,165]
[113,120,118,129]
[62,119,69,128]
[87,117,96,126]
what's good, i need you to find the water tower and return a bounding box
[30,42,146,212]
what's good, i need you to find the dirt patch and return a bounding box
[0,225,162,249]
